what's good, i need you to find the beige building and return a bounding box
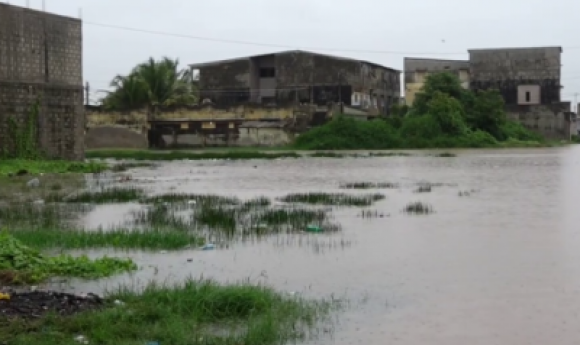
[403,58,470,105]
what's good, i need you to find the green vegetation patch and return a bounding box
[1,278,333,345]
[294,72,549,150]
[0,160,107,176]
[0,232,136,285]
[280,192,385,206]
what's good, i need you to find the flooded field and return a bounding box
[5,147,580,344]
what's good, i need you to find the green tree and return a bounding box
[101,57,197,119]
[468,90,506,139]
[427,91,467,136]
[411,72,466,115]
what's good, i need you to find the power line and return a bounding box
[83,20,580,56]
[82,21,468,56]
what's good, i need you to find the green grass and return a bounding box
[86,149,301,161]
[0,159,107,176]
[0,232,136,285]
[280,192,385,206]
[144,193,240,206]
[1,278,333,345]
[9,227,203,251]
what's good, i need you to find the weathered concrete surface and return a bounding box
[86,104,298,130]
[85,126,148,150]
[192,50,401,112]
[506,103,572,140]
[0,3,84,160]
[161,127,291,148]
[469,47,561,105]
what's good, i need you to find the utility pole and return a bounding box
[84,82,90,106]
[574,92,578,113]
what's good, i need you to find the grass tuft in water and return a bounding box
[0,203,83,229]
[1,278,334,345]
[403,202,433,215]
[359,209,388,218]
[458,189,479,197]
[280,192,385,206]
[414,184,432,193]
[144,193,240,206]
[9,227,203,250]
[340,182,399,189]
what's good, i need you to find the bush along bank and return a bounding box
[294,72,547,150]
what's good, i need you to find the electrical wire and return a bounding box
[83,20,580,56]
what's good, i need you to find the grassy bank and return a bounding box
[1,278,332,345]
[0,160,107,176]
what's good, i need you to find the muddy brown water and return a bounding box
[49,147,580,344]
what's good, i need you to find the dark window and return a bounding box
[525,91,530,102]
[259,68,275,78]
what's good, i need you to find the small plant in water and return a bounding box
[56,187,145,203]
[414,184,432,193]
[458,189,479,197]
[280,192,384,206]
[403,202,433,215]
[359,209,388,218]
[340,182,399,189]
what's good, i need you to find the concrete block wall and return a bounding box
[505,102,572,140]
[0,3,84,160]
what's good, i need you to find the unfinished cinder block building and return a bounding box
[190,50,401,115]
[469,47,571,140]
[0,3,84,160]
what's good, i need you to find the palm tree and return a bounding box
[101,57,197,119]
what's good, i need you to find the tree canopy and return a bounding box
[101,57,197,113]
[295,71,544,150]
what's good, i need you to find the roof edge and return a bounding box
[189,49,401,72]
[468,46,562,53]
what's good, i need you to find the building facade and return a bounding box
[468,47,562,105]
[191,50,400,115]
[403,57,470,105]
[0,3,84,160]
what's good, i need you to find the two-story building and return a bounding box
[190,50,401,115]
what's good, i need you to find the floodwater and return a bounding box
[54,147,580,344]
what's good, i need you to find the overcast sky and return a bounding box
[6,0,580,106]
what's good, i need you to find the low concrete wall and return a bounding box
[86,104,297,129]
[85,126,148,149]
[161,127,291,148]
[505,102,572,140]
